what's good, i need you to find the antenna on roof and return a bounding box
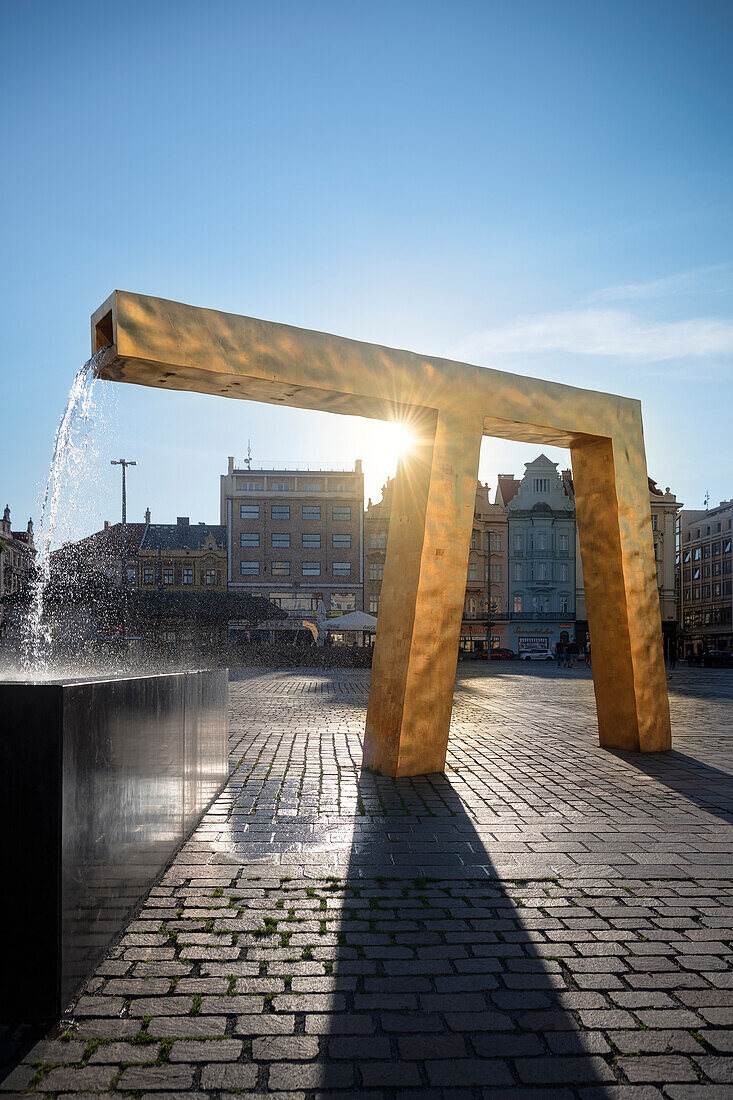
[244,440,252,470]
[704,489,710,510]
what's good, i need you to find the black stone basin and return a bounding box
[1,669,229,1021]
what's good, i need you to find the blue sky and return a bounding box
[1,0,731,539]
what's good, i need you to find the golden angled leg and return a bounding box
[571,434,671,751]
[364,409,485,776]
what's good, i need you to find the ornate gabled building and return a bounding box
[504,455,576,656]
[138,516,227,591]
[0,505,35,601]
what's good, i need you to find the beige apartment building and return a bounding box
[364,479,509,654]
[221,458,364,617]
[678,498,733,656]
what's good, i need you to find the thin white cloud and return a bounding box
[589,263,733,303]
[458,309,733,363]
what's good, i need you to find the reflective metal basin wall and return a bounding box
[1,670,228,1021]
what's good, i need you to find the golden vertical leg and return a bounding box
[571,433,671,751]
[364,410,484,776]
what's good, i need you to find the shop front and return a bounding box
[490,620,576,657]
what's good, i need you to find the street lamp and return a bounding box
[110,459,137,591]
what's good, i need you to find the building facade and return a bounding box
[138,516,227,592]
[504,456,576,656]
[221,459,364,617]
[0,506,34,599]
[363,479,509,654]
[678,499,733,656]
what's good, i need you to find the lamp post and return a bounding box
[110,459,137,594]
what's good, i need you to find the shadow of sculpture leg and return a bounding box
[319,772,613,1094]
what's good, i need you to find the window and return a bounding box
[238,481,261,491]
[538,533,548,549]
[302,533,321,548]
[468,562,478,581]
[713,582,722,598]
[240,561,260,576]
[271,561,290,576]
[513,594,523,613]
[651,514,658,530]
[143,567,154,584]
[560,594,570,613]
[271,532,290,548]
[302,561,321,576]
[331,482,347,493]
[369,595,379,614]
[513,563,522,581]
[713,541,721,556]
[163,568,174,585]
[271,482,290,491]
[332,533,351,549]
[490,564,502,582]
[725,540,732,553]
[302,505,321,520]
[332,562,351,576]
[271,505,290,520]
[513,534,523,552]
[470,533,477,549]
[537,562,548,580]
[240,504,259,520]
[559,533,569,551]
[683,550,691,562]
[467,597,477,614]
[489,532,503,551]
[240,532,259,547]
[560,563,569,582]
[332,506,351,521]
[301,482,321,492]
[533,477,550,493]
[205,569,217,585]
[369,563,384,581]
[183,568,193,585]
[331,592,356,612]
[702,544,711,559]
[694,548,701,560]
[490,596,500,613]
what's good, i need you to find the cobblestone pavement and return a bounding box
[3,664,733,1098]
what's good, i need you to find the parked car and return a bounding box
[490,648,515,660]
[520,649,554,661]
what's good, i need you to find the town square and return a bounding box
[1,1,732,1096]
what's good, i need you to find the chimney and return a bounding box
[177,516,189,528]
[104,520,110,531]
[228,456,234,474]
[145,507,151,524]
[354,459,362,473]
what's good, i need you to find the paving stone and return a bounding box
[617,1055,698,1082]
[252,1036,319,1060]
[116,1065,196,1090]
[200,1063,259,1089]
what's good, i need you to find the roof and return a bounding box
[54,523,147,561]
[140,522,226,552]
[495,475,520,507]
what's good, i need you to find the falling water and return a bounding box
[20,346,110,669]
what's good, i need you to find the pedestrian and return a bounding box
[585,638,591,667]
[668,638,677,675]
[556,641,565,669]
[568,640,578,669]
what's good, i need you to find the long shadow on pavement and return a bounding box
[318,769,615,1097]
[609,750,733,824]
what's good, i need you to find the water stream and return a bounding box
[20,346,110,670]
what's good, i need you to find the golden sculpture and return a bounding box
[92,291,671,776]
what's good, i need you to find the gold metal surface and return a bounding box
[92,290,671,774]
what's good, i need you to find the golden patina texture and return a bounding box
[92,291,671,774]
